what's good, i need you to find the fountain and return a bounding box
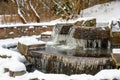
[26,22,115,75]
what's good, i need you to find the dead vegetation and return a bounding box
[0,0,111,24]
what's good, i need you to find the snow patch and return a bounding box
[112,48,120,54]
[18,37,45,46]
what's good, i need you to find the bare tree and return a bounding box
[15,0,27,23]
[14,0,40,23]
[51,0,84,19]
[29,0,40,22]
[0,0,112,23]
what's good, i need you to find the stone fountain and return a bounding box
[26,21,114,75]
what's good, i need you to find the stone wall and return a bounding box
[28,50,113,75]
[73,27,110,40]
[0,26,53,39]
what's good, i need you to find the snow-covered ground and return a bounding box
[82,0,120,23]
[0,0,120,80]
[0,35,120,80]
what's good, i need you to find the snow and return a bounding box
[42,25,48,28]
[0,17,95,28]
[41,31,52,35]
[0,74,14,80]
[112,48,120,54]
[68,74,94,80]
[0,34,120,80]
[82,1,120,23]
[111,20,120,32]
[1,59,26,72]
[0,0,120,80]
[9,32,14,34]
[18,37,45,46]
[95,69,120,79]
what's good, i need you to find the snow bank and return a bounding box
[1,59,26,72]
[95,69,120,79]
[13,69,120,80]
[0,48,26,62]
[15,70,45,80]
[0,74,14,80]
[82,1,120,23]
[16,71,68,80]
[68,74,94,80]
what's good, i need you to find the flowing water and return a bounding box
[28,24,114,74]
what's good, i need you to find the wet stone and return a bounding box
[59,24,73,35]
[28,50,114,75]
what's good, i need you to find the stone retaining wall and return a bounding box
[0,26,53,39]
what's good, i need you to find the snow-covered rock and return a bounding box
[18,37,45,46]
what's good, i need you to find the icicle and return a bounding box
[98,40,101,48]
[93,40,96,48]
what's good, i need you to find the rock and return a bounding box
[9,70,26,77]
[4,67,26,77]
[4,68,9,73]
[18,38,46,60]
[29,78,40,80]
[118,21,120,27]
[58,24,73,35]
[83,18,96,27]
[73,27,110,39]
[74,20,84,26]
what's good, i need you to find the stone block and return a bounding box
[9,70,26,77]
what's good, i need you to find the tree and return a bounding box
[14,0,40,23]
[0,0,112,23]
[52,0,84,19]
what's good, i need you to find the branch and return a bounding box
[52,0,69,16]
[40,0,50,10]
[15,0,27,24]
[29,0,40,22]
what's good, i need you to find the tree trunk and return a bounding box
[15,0,27,24]
[29,0,40,22]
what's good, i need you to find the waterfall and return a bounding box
[27,24,113,75]
[52,24,63,44]
[52,24,73,45]
[28,52,113,75]
[48,24,111,55]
